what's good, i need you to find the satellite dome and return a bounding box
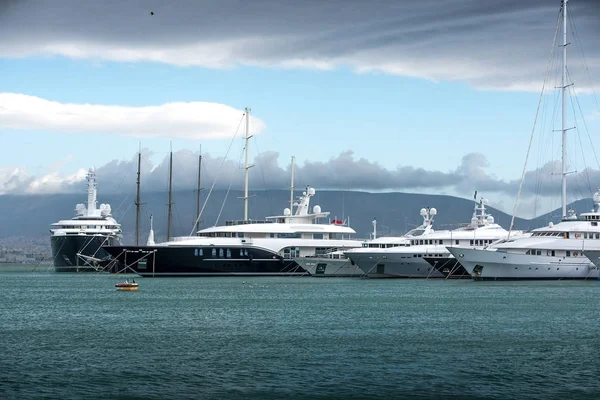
[283,208,291,216]
[471,216,478,225]
[420,208,427,216]
[430,208,437,216]
[549,222,554,228]
[593,192,600,203]
[308,187,316,196]
[487,215,494,224]
[313,205,322,214]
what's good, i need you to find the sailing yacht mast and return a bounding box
[135,147,142,246]
[290,156,295,213]
[243,108,253,221]
[561,0,568,218]
[167,144,173,241]
[196,146,202,230]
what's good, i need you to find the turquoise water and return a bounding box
[1,267,599,399]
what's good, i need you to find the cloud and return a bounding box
[0,0,598,91]
[4,149,600,219]
[0,93,265,139]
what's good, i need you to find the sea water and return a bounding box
[1,267,599,399]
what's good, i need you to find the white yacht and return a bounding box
[294,208,437,277]
[50,168,122,272]
[293,250,360,277]
[448,197,600,280]
[447,0,600,281]
[345,196,523,278]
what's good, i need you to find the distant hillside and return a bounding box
[0,189,593,243]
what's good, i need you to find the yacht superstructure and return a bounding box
[50,168,122,272]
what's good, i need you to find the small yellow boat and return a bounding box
[115,279,139,291]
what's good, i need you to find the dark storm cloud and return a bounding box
[0,0,597,90]
[10,150,599,205]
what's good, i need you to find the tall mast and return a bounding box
[290,156,295,213]
[561,0,568,218]
[196,145,203,229]
[167,143,173,241]
[135,145,142,246]
[243,107,253,221]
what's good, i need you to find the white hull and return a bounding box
[293,257,363,277]
[448,247,598,280]
[348,251,443,278]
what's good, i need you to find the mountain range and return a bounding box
[1,188,595,243]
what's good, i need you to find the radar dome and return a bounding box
[549,222,554,228]
[471,216,478,226]
[313,205,322,214]
[594,192,600,203]
[420,208,427,216]
[308,187,316,196]
[283,208,291,216]
[487,215,494,224]
[430,208,437,216]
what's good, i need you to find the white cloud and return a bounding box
[0,93,265,139]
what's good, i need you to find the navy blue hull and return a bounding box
[102,245,310,277]
[51,235,121,272]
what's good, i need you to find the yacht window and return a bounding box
[194,249,198,256]
[313,233,324,239]
[566,250,571,257]
[212,248,216,257]
[219,249,224,258]
[455,240,459,245]
[199,249,203,257]
[278,233,301,238]
[470,240,474,246]
[231,232,236,238]
[584,233,588,239]
[596,233,600,239]
[238,232,244,238]
[226,249,231,258]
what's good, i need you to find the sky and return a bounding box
[0,0,599,218]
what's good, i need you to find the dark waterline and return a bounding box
[1,267,599,399]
